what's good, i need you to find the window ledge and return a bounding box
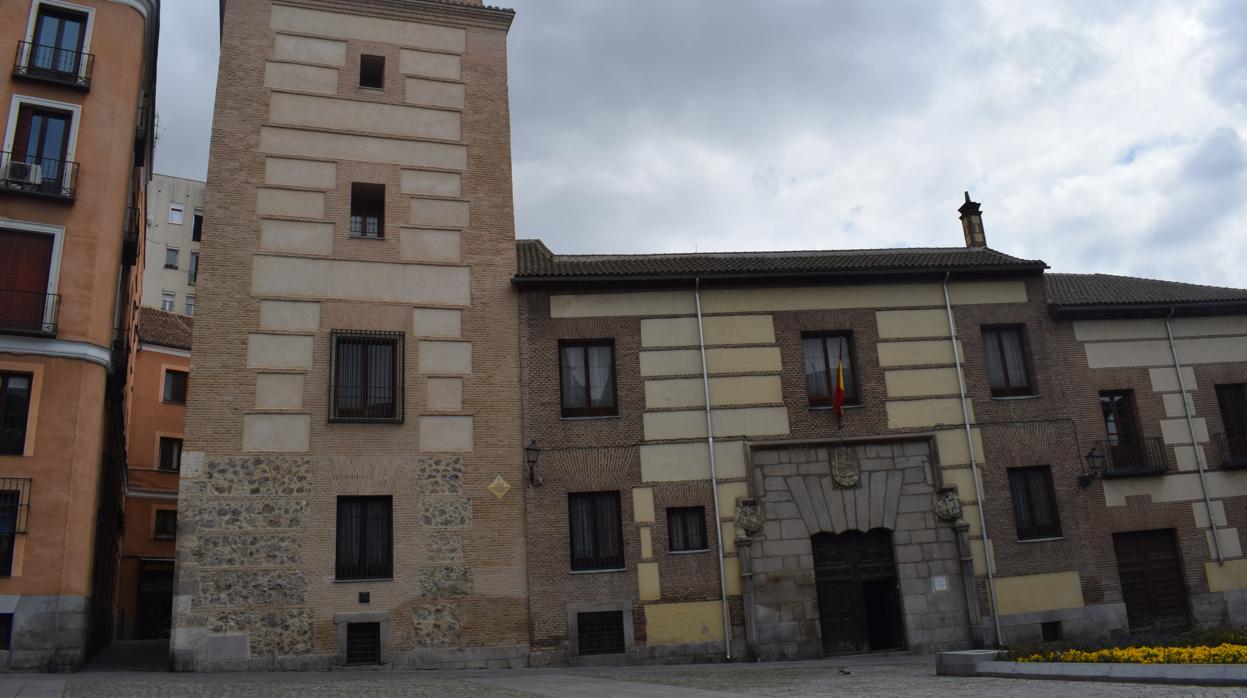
[809,404,864,411]
[348,234,385,241]
[332,577,395,584]
[560,415,621,422]
[569,568,626,575]
[991,394,1040,401]
[669,549,709,555]
[1017,536,1065,544]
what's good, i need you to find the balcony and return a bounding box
[1,152,77,202]
[1096,436,1170,478]
[122,206,140,267]
[0,289,58,336]
[12,41,93,90]
[134,105,149,167]
[1211,432,1247,470]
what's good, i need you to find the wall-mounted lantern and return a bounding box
[525,439,543,487]
[1079,447,1104,488]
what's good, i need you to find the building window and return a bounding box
[982,325,1034,397]
[569,491,623,571]
[163,370,188,405]
[158,436,182,471]
[559,340,616,418]
[577,611,625,656]
[0,614,10,651]
[667,506,708,552]
[802,332,858,406]
[185,294,195,316]
[1216,384,1247,464]
[27,4,88,78]
[330,330,403,423]
[0,373,33,456]
[187,251,198,286]
[160,291,175,312]
[192,212,203,242]
[5,104,75,196]
[359,55,385,89]
[349,183,385,238]
[346,622,381,664]
[153,509,177,539]
[1100,389,1141,454]
[335,496,392,580]
[164,247,178,269]
[0,479,31,577]
[169,204,183,224]
[1007,466,1062,540]
[0,228,56,335]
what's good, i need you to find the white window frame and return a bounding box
[185,295,195,316]
[0,218,65,333]
[22,0,96,84]
[168,204,184,225]
[164,246,179,269]
[160,291,175,312]
[2,94,82,170]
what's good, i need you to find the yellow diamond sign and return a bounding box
[488,475,511,500]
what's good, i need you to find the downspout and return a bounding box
[696,278,733,660]
[943,272,1003,646]
[1166,308,1223,565]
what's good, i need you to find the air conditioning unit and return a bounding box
[3,160,41,185]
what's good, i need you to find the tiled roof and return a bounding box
[137,307,193,351]
[515,239,1047,282]
[1045,273,1247,308]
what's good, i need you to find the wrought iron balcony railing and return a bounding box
[0,289,58,336]
[1211,432,1247,470]
[122,206,141,267]
[1097,436,1170,478]
[12,41,93,90]
[1,152,78,201]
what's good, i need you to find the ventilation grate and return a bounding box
[577,610,625,656]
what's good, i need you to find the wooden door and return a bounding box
[0,230,54,332]
[1113,529,1190,633]
[812,529,902,654]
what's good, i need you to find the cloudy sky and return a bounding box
[154,0,1247,286]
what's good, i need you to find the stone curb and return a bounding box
[937,650,1247,685]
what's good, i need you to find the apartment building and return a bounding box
[142,174,204,315]
[174,0,526,671]
[0,0,159,671]
[115,307,190,641]
[515,200,1247,664]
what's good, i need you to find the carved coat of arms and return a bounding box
[735,500,763,535]
[830,446,860,488]
[933,488,963,521]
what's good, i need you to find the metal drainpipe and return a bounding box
[943,272,1003,646]
[1166,308,1224,565]
[696,278,733,660]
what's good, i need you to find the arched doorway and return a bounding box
[812,529,904,654]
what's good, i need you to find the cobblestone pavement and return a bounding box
[0,654,1242,697]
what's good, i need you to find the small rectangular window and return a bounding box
[346,622,381,664]
[185,295,195,316]
[336,496,393,580]
[359,55,385,89]
[158,437,182,471]
[0,480,31,577]
[153,509,177,539]
[1216,384,1247,464]
[0,614,10,651]
[192,212,203,242]
[577,611,625,656]
[164,247,179,269]
[1007,466,1061,540]
[160,291,175,312]
[169,205,183,225]
[569,491,623,571]
[330,330,403,423]
[802,332,858,406]
[667,506,708,552]
[163,370,188,405]
[0,373,33,456]
[982,325,1035,397]
[559,340,616,417]
[349,183,385,238]
[187,251,198,286]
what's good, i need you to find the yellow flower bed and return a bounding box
[1015,643,1247,664]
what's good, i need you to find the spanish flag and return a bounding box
[833,343,846,422]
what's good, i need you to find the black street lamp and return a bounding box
[1079,447,1104,488]
[525,439,543,487]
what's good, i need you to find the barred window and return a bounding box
[330,330,403,423]
[667,506,708,552]
[1008,466,1062,540]
[559,340,616,417]
[0,479,31,577]
[336,496,392,580]
[982,325,1035,397]
[576,611,625,656]
[568,492,623,571]
[346,622,381,664]
[802,332,858,405]
[0,373,33,455]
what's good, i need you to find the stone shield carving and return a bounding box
[933,489,963,521]
[830,446,860,488]
[735,501,763,535]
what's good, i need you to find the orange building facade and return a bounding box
[0,0,159,671]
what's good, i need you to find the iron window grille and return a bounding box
[982,325,1035,397]
[12,41,94,90]
[346,622,381,664]
[0,150,77,201]
[153,509,177,539]
[559,340,617,417]
[576,611,625,656]
[1211,433,1247,470]
[335,496,393,580]
[163,370,188,405]
[1007,466,1062,540]
[330,330,404,423]
[349,183,385,238]
[667,506,709,552]
[158,437,182,471]
[1096,437,1170,477]
[802,332,859,406]
[0,374,34,454]
[0,479,32,578]
[568,492,623,571]
[0,289,59,337]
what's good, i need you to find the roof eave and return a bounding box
[1048,299,1247,321]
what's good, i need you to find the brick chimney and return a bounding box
[959,191,986,248]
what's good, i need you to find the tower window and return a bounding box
[359,55,385,89]
[350,183,385,239]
